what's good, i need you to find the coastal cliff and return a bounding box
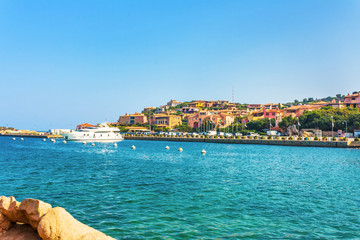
[0,196,115,240]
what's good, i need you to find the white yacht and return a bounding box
[61,123,123,142]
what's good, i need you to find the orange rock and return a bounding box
[0,223,41,240]
[0,196,28,224]
[19,198,52,229]
[38,207,115,240]
[0,212,13,232]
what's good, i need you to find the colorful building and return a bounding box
[187,111,234,129]
[167,100,183,107]
[187,111,212,129]
[181,107,199,114]
[344,92,360,108]
[188,100,206,108]
[247,104,263,111]
[263,108,283,119]
[264,103,280,109]
[248,110,264,121]
[283,105,320,118]
[151,114,182,129]
[118,113,148,125]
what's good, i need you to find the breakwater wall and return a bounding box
[124,136,360,148]
[0,134,62,139]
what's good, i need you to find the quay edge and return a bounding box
[124,136,360,148]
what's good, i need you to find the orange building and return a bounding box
[118,113,148,125]
[150,114,182,129]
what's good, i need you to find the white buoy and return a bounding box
[82,141,86,145]
[92,143,95,146]
[43,138,46,141]
[201,149,206,154]
[131,145,136,149]
[178,147,183,152]
[114,143,118,147]
[63,140,67,144]
[13,138,15,140]
[165,146,170,150]
[20,138,24,141]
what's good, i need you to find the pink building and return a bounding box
[188,111,211,128]
[188,111,234,129]
[263,109,283,119]
[344,92,360,108]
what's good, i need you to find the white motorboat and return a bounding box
[61,123,123,142]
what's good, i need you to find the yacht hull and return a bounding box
[61,132,123,142]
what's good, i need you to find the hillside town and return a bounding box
[2,92,360,138]
[113,92,360,135]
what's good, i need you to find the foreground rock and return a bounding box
[0,223,41,240]
[0,212,12,232]
[0,196,28,224]
[19,198,52,229]
[38,207,115,240]
[0,196,115,240]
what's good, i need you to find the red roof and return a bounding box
[270,127,282,131]
[76,123,96,129]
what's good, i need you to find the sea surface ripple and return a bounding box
[1,137,360,239]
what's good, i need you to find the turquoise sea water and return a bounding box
[0,137,360,239]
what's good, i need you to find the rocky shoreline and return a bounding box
[0,196,115,240]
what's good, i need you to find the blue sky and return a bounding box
[1,0,360,130]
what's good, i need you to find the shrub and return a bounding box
[275,136,280,140]
[254,136,258,139]
[241,136,246,139]
[322,137,328,141]
[289,136,294,140]
[314,136,319,141]
[260,136,265,140]
[355,137,359,141]
[236,136,240,139]
[267,136,272,140]
[281,137,286,140]
[298,137,303,140]
[332,137,337,141]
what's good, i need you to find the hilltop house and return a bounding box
[264,103,280,110]
[167,100,182,108]
[247,104,262,111]
[344,92,360,108]
[181,107,199,114]
[283,105,320,118]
